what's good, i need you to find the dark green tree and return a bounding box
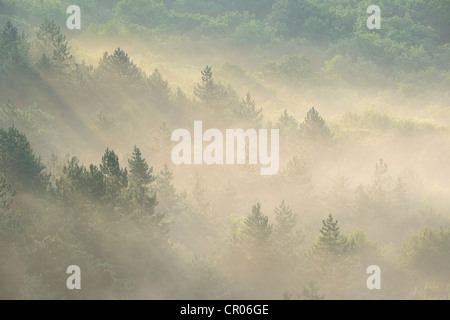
[299,107,333,140]
[243,202,273,248]
[95,47,143,87]
[0,127,49,192]
[0,21,30,74]
[128,146,155,186]
[35,19,72,75]
[86,164,107,201]
[194,65,226,108]
[55,156,106,208]
[126,146,158,220]
[100,148,128,201]
[313,214,351,255]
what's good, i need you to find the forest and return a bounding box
[0,0,449,299]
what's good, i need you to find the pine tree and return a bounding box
[0,21,29,73]
[52,32,72,72]
[194,65,226,108]
[234,92,262,123]
[126,146,158,220]
[86,164,107,201]
[128,146,155,186]
[55,156,93,208]
[243,202,273,248]
[194,65,214,102]
[96,47,143,86]
[299,107,333,140]
[100,148,128,201]
[313,214,351,254]
[35,19,59,50]
[35,19,72,75]
[0,127,49,192]
[276,109,299,136]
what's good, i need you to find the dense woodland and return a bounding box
[0,0,449,299]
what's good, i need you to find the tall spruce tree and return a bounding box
[128,146,155,186]
[234,92,262,123]
[126,146,158,219]
[96,47,143,86]
[243,202,273,248]
[35,19,72,75]
[0,127,49,192]
[299,107,333,140]
[194,65,227,108]
[0,21,30,74]
[313,214,351,254]
[100,148,128,201]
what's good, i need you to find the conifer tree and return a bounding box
[194,65,215,102]
[35,19,72,75]
[194,65,227,108]
[96,47,143,86]
[299,107,333,140]
[100,148,128,200]
[0,21,29,73]
[243,202,273,248]
[0,127,49,192]
[276,109,299,136]
[234,92,262,123]
[313,214,351,254]
[128,146,155,186]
